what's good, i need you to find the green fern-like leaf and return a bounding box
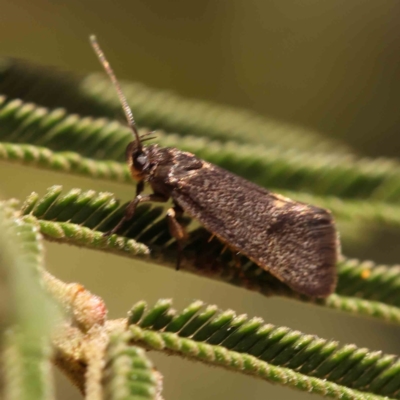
[126,299,395,399]
[103,333,162,400]
[0,202,59,400]
[14,186,400,324]
[2,96,400,200]
[0,58,351,154]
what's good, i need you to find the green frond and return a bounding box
[0,203,58,400]
[0,58,350,154]
[20,186,149,256]
[104,332,162,400]
[84,332,108,400]
[2,96,400,200]
[3,333,54,400]
[125,299,392,399]
[319,294,400,324]
[2,139,400,239]
[33,218,150,259]
[0,142,131,183]
[18,187,400,324]
[0,58,111,118]
[0,96,130,161]
[81,73,350,153]
[336,258,400,306]
[0,203,57,338]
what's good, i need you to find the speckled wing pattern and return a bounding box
[170,159,338,297]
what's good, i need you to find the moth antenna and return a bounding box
[89,35,142,150]
[140,136,157,143]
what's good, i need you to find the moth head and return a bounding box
[126,141,150,181]
[90,35,148,181]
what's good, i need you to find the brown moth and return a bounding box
[90,35,339,298]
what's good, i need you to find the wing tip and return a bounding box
[292,212,340,298]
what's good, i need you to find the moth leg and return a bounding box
[232,252,242,269]
[208,234,215,243]
[218,239,242,269]
[220,242,241,267]
[220,244,229,254]
[104,182,169,236]
[166,204,187,271]
[104,193,168,236]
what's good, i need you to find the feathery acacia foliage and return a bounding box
[0,202,58,400]
[126,299,400,399]
[0,58,350,153]
[1,59,400,399]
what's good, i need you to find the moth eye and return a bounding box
[133,152,148,171]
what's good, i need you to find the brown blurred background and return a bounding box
[1,1,400,399]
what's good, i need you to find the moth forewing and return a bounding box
[169,162,338,298]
